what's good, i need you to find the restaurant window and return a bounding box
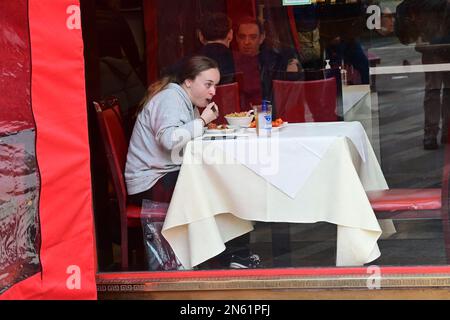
[83,0,450,274]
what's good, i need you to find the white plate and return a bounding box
[205,128,235,134]
[246,122,289,132]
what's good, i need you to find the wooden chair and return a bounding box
[94,100,168,270]
[273,77,338,123]
[367,145,450,263]
[212,82,241,125]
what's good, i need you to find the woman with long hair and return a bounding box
[125,55,220,204]
[126,55,260,270]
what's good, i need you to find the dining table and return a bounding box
[161,121,389,269]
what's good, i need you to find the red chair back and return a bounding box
[212,82,241,125]
[304,77,337,122]
[94,101,128,213]
[287,6,302,57]
[273,77,338,123]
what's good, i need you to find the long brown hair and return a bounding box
[137,56,219,114]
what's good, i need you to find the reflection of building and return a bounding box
[0,0,41,295]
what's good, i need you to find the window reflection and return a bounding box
[0,0,41,293]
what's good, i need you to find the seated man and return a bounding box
[163,13,237,85]
[233,17,300,110]
[197,12,235,82]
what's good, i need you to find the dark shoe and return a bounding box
[229,253,261,269]
[424,136,438,150]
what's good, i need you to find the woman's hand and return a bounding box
[200,102,219,125]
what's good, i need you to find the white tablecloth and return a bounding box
[212,122,368,199]
[162,122,388,269]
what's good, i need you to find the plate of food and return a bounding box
[205,123,235,134]
[246,118,288,132]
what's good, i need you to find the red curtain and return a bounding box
[1,0,97,299]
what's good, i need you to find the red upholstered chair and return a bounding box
[367,146,450,263]
[272,79,306,123]
[212,82,241,125]
[273,77,338,123]
[94,100,168,270]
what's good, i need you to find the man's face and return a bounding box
[236,23,265,56]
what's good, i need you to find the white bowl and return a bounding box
[225,116,254,127]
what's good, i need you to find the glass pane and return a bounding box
[363,0,450,265]
[87,0,450,273]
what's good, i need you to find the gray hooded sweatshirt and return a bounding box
[125,83,204,195]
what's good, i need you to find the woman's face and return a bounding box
[183,68,220,107]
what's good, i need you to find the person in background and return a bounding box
[293,4,323,70]
[197,12,235,82]
[395,0,450,150]
[320,2,370,85]
[96,0,143,79]
[325,37,370,85]
[233,17,300,110]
